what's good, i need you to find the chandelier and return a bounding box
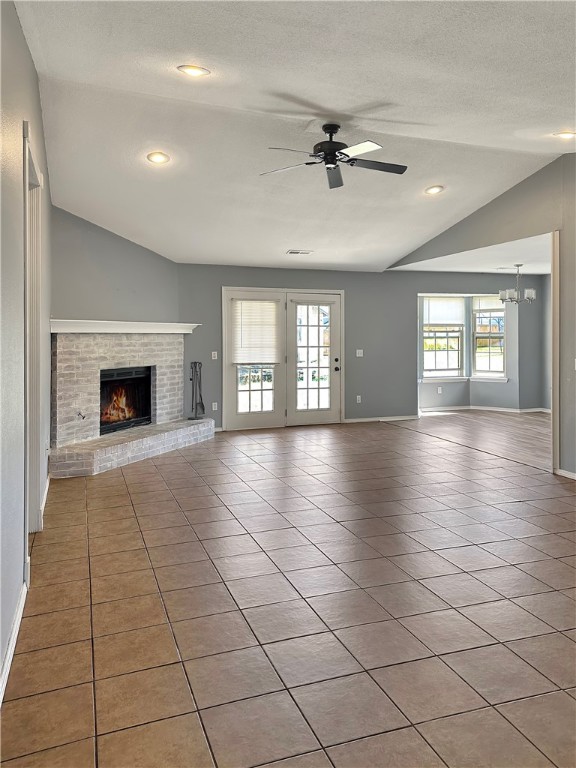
[499,264,536,304]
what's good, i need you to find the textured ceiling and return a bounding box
[16,1,576,270]
[391,233,552,274]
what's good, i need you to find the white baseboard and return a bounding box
[419,406,470,413]
[378,415,420,422]
[420,406,551,414]
[343,415,419,423]
[555,468,576,480]
[0,582,27,704]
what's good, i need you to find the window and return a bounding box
[230,298,281,414]
[423,326,464,377]
[237,365,274,413]
[420,295,507,379]
[422,297,465,377]
[473,296,505,375]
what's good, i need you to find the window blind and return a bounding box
[230,299,281,364]
[473,295,502,310]
[422,297,465,325]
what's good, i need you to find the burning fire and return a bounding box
[101,386,136,423]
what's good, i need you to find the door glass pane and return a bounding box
[295,303,331,411]
[262,369,273,389]
[238,391,250,413]
[238,366,249,390]
[237,365,274,413]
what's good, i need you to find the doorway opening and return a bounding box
[409,233,554,471]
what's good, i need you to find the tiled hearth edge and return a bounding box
[49,419,215,477]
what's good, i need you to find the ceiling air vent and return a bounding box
[286,249,313,256]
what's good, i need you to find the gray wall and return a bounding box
[49,207,547,428]
[1,1,51,682]
[394,154,575,474]
[419,380,470,410]
[558,156,576,476]
[175,265,543,426]
[51,207,180,322]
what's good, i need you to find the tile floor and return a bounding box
[3,421,576,767]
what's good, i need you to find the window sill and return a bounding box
[419,377,468,383]
[419,377,508,384]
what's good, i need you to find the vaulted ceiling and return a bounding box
[17,1,576,271]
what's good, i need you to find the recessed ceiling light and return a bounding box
[425,185,445,195]
[553,131,576,139]
[177,64,211,77]
[146,151,170,165]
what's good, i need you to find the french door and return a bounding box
[223,289,342,430]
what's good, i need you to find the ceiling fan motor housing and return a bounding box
[313,140,348,168]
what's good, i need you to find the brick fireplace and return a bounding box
[49,320,214,476]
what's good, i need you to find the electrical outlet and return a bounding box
[356,395,362,404]
[356,349,364,357]
[212,402,218,411]
[212,351,218,360]
[437,386,443,394]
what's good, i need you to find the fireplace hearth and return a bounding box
[100,367,152,434]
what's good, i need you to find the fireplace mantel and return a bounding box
[50,319,201,334]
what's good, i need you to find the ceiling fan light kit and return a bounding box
[261,123,407,189]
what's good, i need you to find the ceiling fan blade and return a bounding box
[339,140,382,158]
[348,158,407,174]
[260,161,318,176]
[269,147,314,155]
[327,166,343,189]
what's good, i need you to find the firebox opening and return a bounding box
[100,367,152,435]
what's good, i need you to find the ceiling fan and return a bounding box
[261,123,407,189]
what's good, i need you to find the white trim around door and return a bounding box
[222,287,345,431]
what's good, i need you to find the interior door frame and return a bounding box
[222,287,345,431]
[552,230,560,474]
[23,122,44,581]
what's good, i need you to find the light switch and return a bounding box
[356,395,362,404]
[356,349,364,358]
[212,351,218,360]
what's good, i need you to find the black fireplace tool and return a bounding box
[188,361,206,420]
